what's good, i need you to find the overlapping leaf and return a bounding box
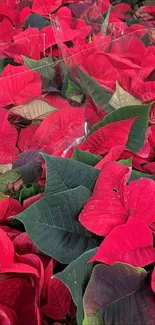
[55,248,97,325]
[15,186,100,263]
[87,104,150,152]
[90,218,155,267]
[83,263,155,325]
[79,161,155,236]
[42,153,100,195]
[83,117,136,155]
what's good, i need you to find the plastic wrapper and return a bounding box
[52,2,155,131]
[0,1,155,325]
[0,0,155,166]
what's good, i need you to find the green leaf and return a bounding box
[129,169,155,182]
[118,157,132,167]
[77,68,113,113]
[54,248,97,325]
[0,170,21,193]
[0,192,9,200]
[23,56,55,79]
[13,182,41,204]
[72,147,102,166]
[62,71,84,103]
[87,104,150,152]
[141,33,150,47]
[42,153,100,195]
[102,6,111,33]
[83,263,154,325]
[15,186,100,264]
[0,59,4,74]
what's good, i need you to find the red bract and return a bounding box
[18,124,39,151]
[0,19,21,42]
[80,161,155,236]
[0,304,19,325]
[0,65,42,106]
[81,52,117,90]
[79,162,129,236]
[13,27,41,63]
[84,98,106,126]
[23,193,43,209]
[32,0,62,15]
[0,2,16,25]
[40,20,78,51]
[83,117,136,155]
[89,218,155,267]
[95,145,125,168]
[0,198,23,224]
[0,274,40,325]
[42,260,71,320]
[29,107,85,153]
[0,108,19,163]
[13,233,41,255]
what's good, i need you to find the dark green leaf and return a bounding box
[129,169,155,182]
[54,248,97,325]
[23,56,55,80]
[24,14,50,30]
[77,68,113,113]
[83,263,155,325]
[62,71,84,103]
[15,186,100,264]
[42,153,100,195]
[141,33,150,47]
[72,147,102,166]
[87,104,150,152]
[0,59,4,74]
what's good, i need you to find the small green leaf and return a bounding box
[0,59,4,74]
[13,182,41,203]
[141,33,150,47]
[0,170,21,193]
[54,248,97,325]
[62,72,84,103]
[72,147,102,166]
[23,56,55,79]
[15,186,100,264]
[77,68,113,113]
[87,104,150,152]
[118,157,132,167]
[42,153,100,195]
[0,192,9,200]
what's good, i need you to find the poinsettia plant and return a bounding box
[0,0,155,324]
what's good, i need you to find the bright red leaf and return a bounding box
[29,107,85,153]
[0,304,19,325]
[95,145,125,168]
[83,117,136,155]
[0,198,23,224]
[0,108,19,163]
[18,124,39,152]
[42,261,71,320]
[13,233,41,256]
[89,218,155,267]
[32,0,62,16]
[13,27,41,63]
[0,65,42,107]
[79,162,129,236]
